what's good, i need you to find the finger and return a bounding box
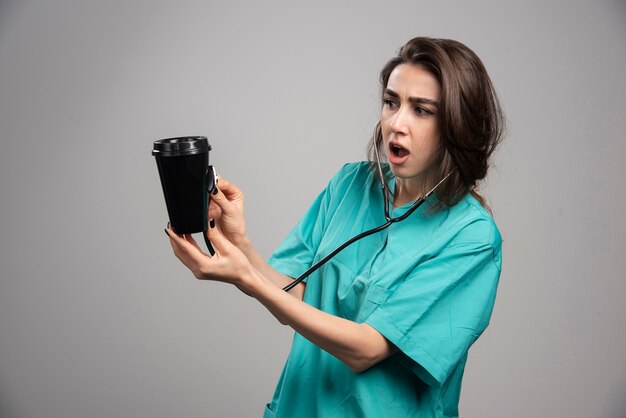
[217,178,244,202]
[165,227,190,252]
[209,185,238,215]
[205,221,232,253]
[208,202,223,220]
[166,229,194,266]
[183,234,203,253]
[167,227,206,263]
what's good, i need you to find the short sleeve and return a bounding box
[267,187,330,280]
[364,221,502,387]
[267,163,360,279]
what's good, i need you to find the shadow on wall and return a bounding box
[0,0,19,39]
[0,386,18,418]
[605,376,626,418]
[0,0,18,18]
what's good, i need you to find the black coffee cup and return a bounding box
[152,136,215,247]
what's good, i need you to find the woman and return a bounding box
[166,36,504,417]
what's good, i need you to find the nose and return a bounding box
[389,106,409,135]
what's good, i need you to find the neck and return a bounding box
[393,177,429,207]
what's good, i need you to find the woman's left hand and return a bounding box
[165,222,256,290]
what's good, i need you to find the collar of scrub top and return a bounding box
[282,128,453,293]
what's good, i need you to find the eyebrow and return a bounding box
[384,88,439,108]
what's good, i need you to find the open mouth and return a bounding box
[390,143,409,158]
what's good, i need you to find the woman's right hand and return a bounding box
[208,178,247,247]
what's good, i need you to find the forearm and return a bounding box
[236,236,305,300]
[168,221,393,372]
[241,268,396,372]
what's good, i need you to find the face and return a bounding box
[380,63,441,192]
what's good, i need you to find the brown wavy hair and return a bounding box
[368,37,505,211]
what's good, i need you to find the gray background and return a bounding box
[1,0,625,417]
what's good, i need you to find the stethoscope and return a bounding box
[282,126,453,292]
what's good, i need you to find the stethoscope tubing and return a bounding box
[281,194,427,292]
[281,125,453,292]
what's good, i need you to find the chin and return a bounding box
[389,163,416,178]
[390,164,433,186]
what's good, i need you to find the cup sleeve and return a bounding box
[364,238,501,387]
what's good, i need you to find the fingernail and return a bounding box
[212,186,218,195]
[209,218,215,229]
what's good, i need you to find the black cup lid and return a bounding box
[152,136,211,157]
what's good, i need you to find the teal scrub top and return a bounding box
[265,162,502,418]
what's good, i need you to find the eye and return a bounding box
[383,98,398,109]
[414,106,435,116]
